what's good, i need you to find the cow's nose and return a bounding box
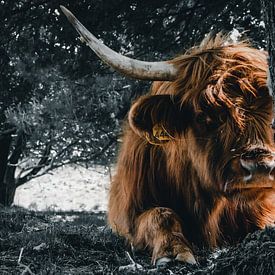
[240,148,275,174]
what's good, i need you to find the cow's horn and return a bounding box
[60,6,178,81]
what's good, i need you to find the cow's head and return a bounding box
[61,7,275,194]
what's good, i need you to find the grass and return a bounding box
[0,207,274,274]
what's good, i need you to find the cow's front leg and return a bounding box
[133,207,196,266]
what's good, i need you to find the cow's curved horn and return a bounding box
[60,6,178,81]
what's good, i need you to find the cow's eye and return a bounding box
[195,113,205,124]
[195,113,215,131]
[218,111,227,124]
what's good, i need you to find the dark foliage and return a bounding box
[0,1,270,203]
[0,0,267,165]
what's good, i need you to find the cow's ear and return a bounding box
[128,95,187,144]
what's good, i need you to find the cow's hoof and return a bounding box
[155,256,172,267]
[176,251,197,265]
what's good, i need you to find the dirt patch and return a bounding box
[0,207,274,274]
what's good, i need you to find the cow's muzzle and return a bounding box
[240,147,275,181]
[225,147,275,192]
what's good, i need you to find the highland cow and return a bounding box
[61,6,275,266]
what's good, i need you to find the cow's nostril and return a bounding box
[240,158,256,173]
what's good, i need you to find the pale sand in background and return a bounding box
[14,165,111,212]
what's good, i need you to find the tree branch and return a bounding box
[16,141,51,187]
[15,136,117,185]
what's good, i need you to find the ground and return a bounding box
[1,165,274,274]
[0,207,275,274]
[14,165,110,212]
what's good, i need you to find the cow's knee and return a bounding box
[133,207,196,265]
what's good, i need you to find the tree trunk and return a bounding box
[261,0,275,120]
[0,127,53,206]
[0,133,15,206]
[0,129,26,206]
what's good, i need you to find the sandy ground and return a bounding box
[14,165,111,212]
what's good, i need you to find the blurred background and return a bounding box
[0,0,266,210]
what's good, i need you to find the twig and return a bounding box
[17,247,35,275]
[118,251,144,272]
[16,164,48,179]
[125,251,136,265]
[19,264,35,275]
[18,247,24,264]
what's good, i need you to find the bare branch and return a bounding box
[15,136,117,184]
[16,141,51,187]
[16,163,49,179]
[49,140,79,165]
[90,136,117,159]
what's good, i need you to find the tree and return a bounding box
[0,127,50,206]
[260,0,275,120]
[0,0,268,206]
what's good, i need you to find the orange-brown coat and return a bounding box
[108,35,275,265]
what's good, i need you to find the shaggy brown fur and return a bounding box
[108,34,275,264]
